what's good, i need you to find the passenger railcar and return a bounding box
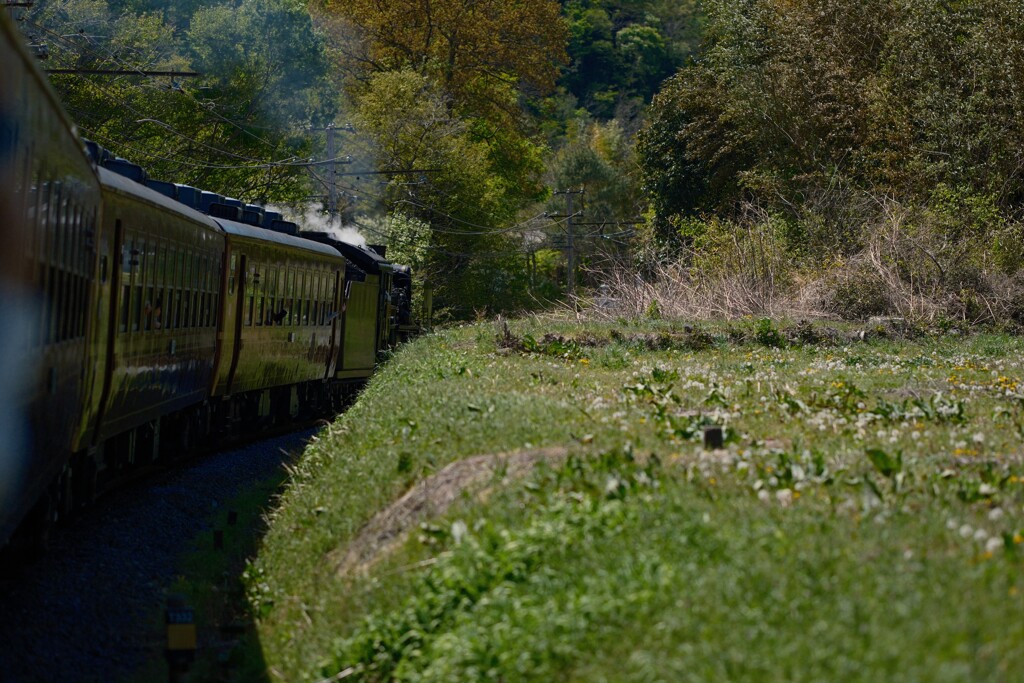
[210,219,347,421]
[302,233,395,382]
[1,10,102,545]
[0,11,424,552]
[86,168,225,468]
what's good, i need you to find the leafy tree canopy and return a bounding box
[326,0,567,113]
[25,0,334,202]
[639,0,1024,254]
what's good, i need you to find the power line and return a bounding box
[22,17,297,165]
[44,68,200,76]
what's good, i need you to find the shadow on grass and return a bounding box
[129,456,298,683]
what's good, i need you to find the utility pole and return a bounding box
[308,123,354,226]
[551,188,585,298]
[325,124,337,224]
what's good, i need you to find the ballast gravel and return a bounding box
[0,428,316,683]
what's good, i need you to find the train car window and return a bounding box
[120,281,129,334]
[153,290,163,330]
[187,253,195,324]
[62,202,75,341]
[44,182,60,344]
[61,193,72,269]
[171,288,181,330]
[68,199,82,340]
[327,276,335,325]
[26,169,38,262]
[116,225,128,334]
[137,237,147,285]
[265,266,277,325]
[283,268,291,325]
[36,179,48,262]
[303,270,311,327]
[144,285,154,332]
[244,261,254,326]
[138,238,150,332]
[180,280,190,329]
[156,241,166,286]
[163,246,173,329]
[53,184,64,268]
[278,268,288,325]
[181,250,191,329]
[229,252,237,296]
[175,246,185,328]
[131,239,143,334]
[253,262,264,326]
[200,254,207,327]
[63,202,75,342]
[27,177,42,346]
[317,272,325,325]
[177,246,186,291]
[185,250,194,329]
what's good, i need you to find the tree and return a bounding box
[354,69,530,313]
[29,0,334,202]
[326,0,567,113]
[639,0,1024,254]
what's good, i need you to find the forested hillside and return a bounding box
[21,0,1024,326]
[635,1,1024,326]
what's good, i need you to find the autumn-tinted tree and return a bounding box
[327,0,566,113]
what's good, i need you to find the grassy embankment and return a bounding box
[246,317,1024,681]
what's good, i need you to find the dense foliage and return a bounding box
[26,0,334,202]
[639,0,1024,236]
[560,0,700,118]
[636,0,1024,323]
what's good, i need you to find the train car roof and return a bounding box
[300,232,393,274]
[98,167,223,232]
[214,219,343,259]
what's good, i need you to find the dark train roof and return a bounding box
[98,167,223,231]
[300,232,393,274]
[86,141,360,243]
[214,219,343,259]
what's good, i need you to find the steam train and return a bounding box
[0,12,423,550]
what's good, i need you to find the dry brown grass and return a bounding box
[586,205,1024,327]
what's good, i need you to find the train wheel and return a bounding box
[72,450,99,510]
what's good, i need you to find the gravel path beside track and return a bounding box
[0,429,316,683]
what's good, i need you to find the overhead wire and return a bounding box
[22,16,316,169]
[25,12,623,255]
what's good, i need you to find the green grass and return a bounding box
[246,317,1024,681]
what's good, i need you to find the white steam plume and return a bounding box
[265,203,369,246]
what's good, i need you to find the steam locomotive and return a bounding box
[0,12,423,550]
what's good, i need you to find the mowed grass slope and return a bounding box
[248,318,1024,682]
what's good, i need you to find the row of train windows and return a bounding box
[29,180,97,346]
[121,234,220,293]
[240,260,337,328]
[119,285,219,334]
[117,229,220,334]
[245,292,334,328]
